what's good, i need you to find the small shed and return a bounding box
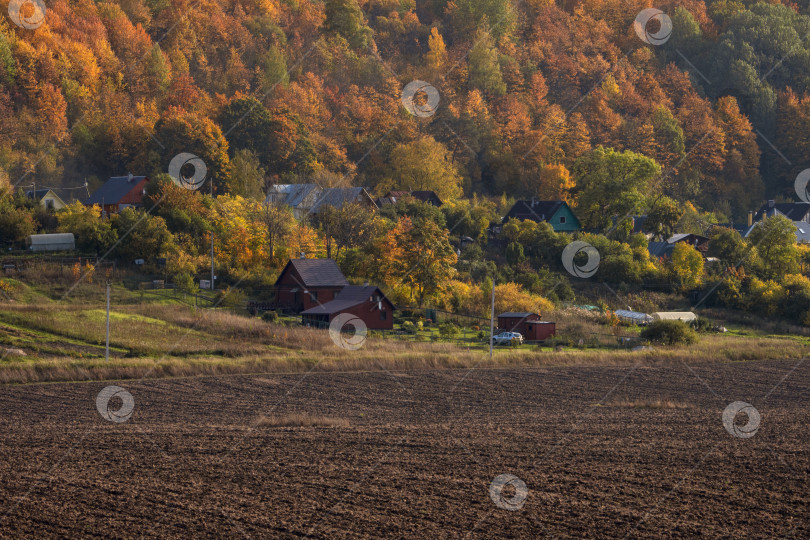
[651,311,697,323]
[27,233,75,252]
[497,312,556,341]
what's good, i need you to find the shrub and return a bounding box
[641,320,698,345]
[438,322,460,338]
[262,310,279,323]
[401,320,417,334]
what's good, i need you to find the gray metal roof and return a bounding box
[498,312,536,318]
[648,241,674,258]
[86,176,147,205]
[793,222,810,243]
[308,187,376,214]
[266,184,321,208]
[300,285,387,315]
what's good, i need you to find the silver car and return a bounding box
[493,331,524,345]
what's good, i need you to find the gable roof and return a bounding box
[648,241,674,258]
[502,200,580,228]
[755,202,810,222]
[86,176,148,205]
[504,200,565,223]
[794,222,810,243]
[266,184,321,208]
[300,285,392,315]
[25,189,66,206]
[25,189,53,200]
[498,312,536,318]
[276,258,349,288]
[308,187,377,214]
[667,233,709,244]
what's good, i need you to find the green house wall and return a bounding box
[549,205,581,231]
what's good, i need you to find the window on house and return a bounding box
[559,216,566,224]
[380,310,387,320]
[310,291,318,302]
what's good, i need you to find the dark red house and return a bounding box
[273,258,349,314]
[301,285,395,330]
[85,174,150,214]
[498,312,556,341]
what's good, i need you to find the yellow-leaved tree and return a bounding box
[669,242,704,291]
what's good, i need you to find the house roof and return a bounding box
[410,191,442,205]
[277,258,349,288]
[504,200,565,222]
[502,200,580,228]
[667,233,709,244]
[648,241,674,258]
[300,285,390,315]
[755,202,810,221]
[266,184,321,208]
[86,176,147,205]
[498,312,536,318]
[25,189,54,200]
[794,222,810,243]
[308,187,376,214]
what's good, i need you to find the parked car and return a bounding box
[493,331,524,345]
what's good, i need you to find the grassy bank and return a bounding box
[1,279,807,385]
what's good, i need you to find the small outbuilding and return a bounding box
[497,312,556,341]
[651,311,697,323]
[27,233,75,252]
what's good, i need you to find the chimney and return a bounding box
[127,172,134,182]
[363,281,369,287]
[747,211,753,227]
[768,200,775,208]
[299,252,306,259]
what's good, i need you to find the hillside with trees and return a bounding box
[3,0,810,323]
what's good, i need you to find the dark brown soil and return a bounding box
[0,359,808,538]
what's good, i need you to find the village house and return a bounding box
[25,189,67,211]
[743,200,810,244]
[501,199,581,232]
[85,174,149,214]
[273,257,349,314]
[266,184,377,218]
[753,200,810,223]
[301,285,395,330]
[375,190,443,207]
[648,233,709,259]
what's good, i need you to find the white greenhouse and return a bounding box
[651,311,697,323]
[27,233,76,252]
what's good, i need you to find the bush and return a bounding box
[401,320,417,334]
[641,320,698,345]
[689,318,723,333]
[438,322,460,338]
[261,310,279,323]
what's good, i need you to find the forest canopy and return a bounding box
[1,0,809,220]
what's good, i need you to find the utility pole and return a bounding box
[210,178,215,291]
[105,280,110,362]
[489,282,495,361]
[210,231,215,291]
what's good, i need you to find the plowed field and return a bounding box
[1,359,808,538]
